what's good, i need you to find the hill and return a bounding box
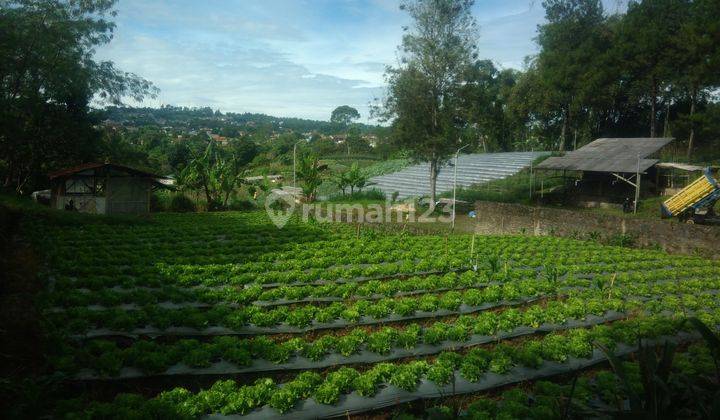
[98,105,383,135]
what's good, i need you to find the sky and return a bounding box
[97,0,627,122]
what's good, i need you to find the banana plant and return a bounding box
[346,162,374,194]
[333,171,351,196]
[296,155,328,202]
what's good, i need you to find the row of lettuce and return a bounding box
[44,264,720,307]
[53,314,716,417]
[46,267,720,335]
[51,279,720,377]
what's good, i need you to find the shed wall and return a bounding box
[106,177,151,214]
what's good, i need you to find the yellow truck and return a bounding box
[661,168,720,223]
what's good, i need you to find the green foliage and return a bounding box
[427,362,454,386]
[312,382,340,405]
[296,155,328,202]
[179,139,257,209]
[0,0,157,193]
[377,0,477,207]
[330,106,361,127]
[169,194,196,212]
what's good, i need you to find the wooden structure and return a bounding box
[655,162,705,195]
[536,138,674,212]
[49,163,167,214]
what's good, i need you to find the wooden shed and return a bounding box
[49,163,167,214]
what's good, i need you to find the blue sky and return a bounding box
[97,0,626,122]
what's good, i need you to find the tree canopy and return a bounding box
[377,0,479,210]
[330,106,361,127]
[0,0,157,193]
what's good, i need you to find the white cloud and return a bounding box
[96,0,627,121]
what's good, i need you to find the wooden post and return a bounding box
[470,233,475,261]
[529,148,534,200]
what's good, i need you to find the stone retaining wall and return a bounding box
[474,201,718,258]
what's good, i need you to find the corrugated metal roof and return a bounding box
[655,162,705,172]
[49,163,166,180]
[536,137,673,173]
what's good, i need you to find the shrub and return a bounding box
[228,200,255,211]
[149,193,166,212]
[170,194,196,212]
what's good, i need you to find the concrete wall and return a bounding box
[474,201,718,258]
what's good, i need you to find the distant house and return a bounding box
[49,163,168,214]
[209,133,229,145]
[363,134,379,147]
[331,134,347,144]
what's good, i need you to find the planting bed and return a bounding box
[31,211,720,418]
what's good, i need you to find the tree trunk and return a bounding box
[429,158,438,213]
[650,77,658,138]
[573,129,577,151]
[663,100,670,138]
[201,175,213,209]
[559,107,569,151]
[686,86,697,160]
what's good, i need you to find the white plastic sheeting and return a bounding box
[371,152,548,200]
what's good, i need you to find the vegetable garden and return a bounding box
[31,211,720,418]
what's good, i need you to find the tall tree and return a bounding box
[460,60,522,152]
[534,0,607,151]
[0,0,156,193]
[674,0,720,158]
[617,0,688,138]
[377,0,478,210]
[330,106,361,127]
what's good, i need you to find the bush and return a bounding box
[149,193,166,212]
[170,194,196,212]
[327,188,386,202]
[228,200,255,211]
[207,199,224,212]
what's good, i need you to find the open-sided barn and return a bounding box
[536,137,674,209]
[49,163,167,214]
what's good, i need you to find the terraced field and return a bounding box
[34,211,720,418]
